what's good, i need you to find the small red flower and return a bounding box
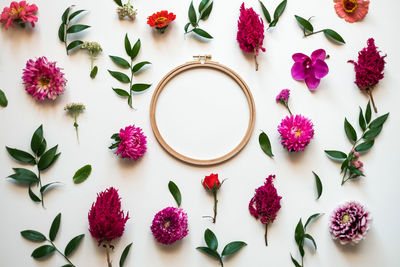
[147,10,176,33]
[202,173,221,191]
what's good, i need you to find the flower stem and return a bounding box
[74,115,79,144]
[49,240,74,266]
[212,190,218,224]
[367,88,378,113]
[37,165,44,208]
[284,103,293,115]
[264,223,268,246]
[105,241,113,267]
[129,59,134,109]
[254,54,259,71]
[219,258,224,267]
[304,29,324,37]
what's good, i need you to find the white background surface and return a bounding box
[0,0,399,266]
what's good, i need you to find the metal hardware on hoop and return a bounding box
[193,55,212,64]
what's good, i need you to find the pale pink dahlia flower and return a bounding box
[151,207,188,245]
[22,57,66,101]
[278,115,314,152]
[0,1,38,29]
[110,125,147,160]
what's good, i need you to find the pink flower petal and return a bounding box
[292,53,308,62]
[291,62,306,80]
[305,74,321,90]
[311,49,326,62]
[313,60,329,79]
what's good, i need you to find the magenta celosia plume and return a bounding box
[22,57,66,101]
[0,1,38,29]
[116,125,147,160]
[151,207,188,245]
[88,187,129,245]
[278,115,314,152]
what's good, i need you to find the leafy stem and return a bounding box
[36,164,44,208]
[49,239,74,266]
[303,29,324,37]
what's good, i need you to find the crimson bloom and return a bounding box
[0,1,38,29]
[147,11,176,33]
[202,173,224,223]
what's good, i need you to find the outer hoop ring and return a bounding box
[149,60,256,166]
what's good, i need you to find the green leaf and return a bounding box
[108,70,130,83]
[359,107,366,131]
[369,113,389,129]
[29,186,41,202]
[200,2,213,20]
[295,15,313,32]
[188,1,197,26]
[304,234,317,250]
[304,213,322,229]
[294,219,304,247]
[131,83,151,92]
[21,230,46,242]
[344,118,357,143]
[184,22,190,33]
[132,61,151,73]
[290,254,302,267]
[37,139,47,157]
[40,182,60,194]
[193,28,213,39]
[259,132,273,157]
[119,243,133,267]
[198,0,209,13]
[312,171,322,200]
[0,89,7,107]
[6,147,36,164]
[130,39,141,60]
[323,29,345,44]
[61,7,71,24]
[110,56,131,69]
[365,101,372,123]
[67,40,83,51]
[61,265,74,267]
[38,145,58,171]
[31,125,44,156]
[58,23,65,42]
[324,150,347,160]
[114,0,123,6]
[196,246,221,260]
[66,24,90,34]
[73,164,92,184]
[69,10,85,21]
[8,168,38,183]
[64,234,84,257]
[204,229,218,251]
[259,1,271,23]
[90,66,98,78]
[269,19,278,27]
[221,241,247,257]
[113,88,130,97]
[355,140,374,152]
[348,165,364,176]
[31,245,55,258]
[124,34,131,56]
[49,213,61,241]
[363,126,382,139]
[273,0,287,20]
[168,181,182,207]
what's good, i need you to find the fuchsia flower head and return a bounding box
[278,115,314,152]
[0,1,38,29]
[276,89,290,104]
[334,0,369,23]
[151,207,188,245]
[110,125,147,160]
[291,49,329,90]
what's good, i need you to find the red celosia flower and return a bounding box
[0,1,38,29]
[147,11,176,33]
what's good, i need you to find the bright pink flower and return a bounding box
[0,1,38,29]
[333,0,369,23]
[151,207,188,245]
[291,49,329,90]
[22,57,66,101]
[114,125,147,160]
[276,89,290,104]
[278,115,314,152]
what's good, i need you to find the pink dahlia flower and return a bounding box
[278,115,314,152]
[334,0,369,23]
[22,57,66,101]
[237,3,265,71]
[0,1,38,29]
[291,49,329,90]
[151,207,188,245]
[329,201,371,245]
[112,125,147,160]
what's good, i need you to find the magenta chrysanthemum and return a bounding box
[276,89,290,104]
[278,115,314,152]
[114,125,147,160]
[0,1,38,29]
[329,201,371,245]
[22,57,66,101]
[151,207,188,245]
[88,187,129,245]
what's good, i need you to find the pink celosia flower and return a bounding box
[333,0,369,23]
[112,125,147,160]
[249,175,282,246]
[237,3,265,71]
[22,57,66,101]
[291,49,329,90]
[278,115,314,152]
[151,207,188,245]
[0,1,38,29]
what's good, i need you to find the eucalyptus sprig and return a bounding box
[0,89,8,107]
[21,213,84,267]
[108,33,152,109]
[294,15,345,44]
[197,229,247,267]
[290,213,322,267]
[259,0,287,29]
[325,101,389,185]
[184,0,213,39]
[58,6,90,55]
[6,125,61,207]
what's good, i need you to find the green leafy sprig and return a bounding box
[184,0,213,39]
[259,131,274,158]
[197,229,247,267]
[325,102,389,185]
[6,125,61,207]
[290,213,322,267]
[58,6,90,55]
[0,89,8,107]
[21,213,84,267]
[295,15,345,44]
[108,34,152,109]
[259,0,287,29]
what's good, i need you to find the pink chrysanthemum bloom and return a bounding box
[329,201,371,245]
[249,175,282,246]
[151,207,188,245]
[88,187,130,245]
[237,3,265,71]
[276,89,290,104]
[333,0,369,23]
[278,115,314,152]
[22,57,66,101]
[110,125,147,160]
[0,1,38,29]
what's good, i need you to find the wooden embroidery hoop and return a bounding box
[149,55,256,166]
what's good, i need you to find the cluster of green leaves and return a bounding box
[259,131,273,158]
[291,213,322,267]
[58,6,90,55]
[259,0,287,28]
[312,171,322,200]
[168,180,182,207]
[72,164,92,184]
[109,34,152,108]
[6,125,60,207]
[109,132,121,150]
[295,15,345,44]
[325,102,389,185]
[197,229,246,267]
[0,89,7,107]
[21,213,84,267]
[184,0,213,39]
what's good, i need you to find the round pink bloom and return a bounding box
[276,89,290,104]
[329,201,371,245]
[0,1,38,29]
[278,115,314,152]
[151,207,188,245]
[237,3,265,55]
[22,57,66,101]
[291,49,329,90]
[333,0,369,23]
[116,125,147,160]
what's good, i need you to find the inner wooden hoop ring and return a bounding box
[149,60,256,166]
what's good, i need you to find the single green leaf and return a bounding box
[295,15,313,32]
[324,150,347,160]
[31,245,55,258]
[110,56,131,69]
[269,19,278,27]
[40,182,60,194]
[344,118,357,143]
[355,140,374,152]
[108,70,130,83]
[273,0,287,20]
[90,66,98,78]
[109,142,119,150]
[132,61,151,73]
[323,29,345,44]
[348,165,364,176]
[363,126,382,139]
[49,153,61,169]
[341,156,350,173]
[131,83,151,92]
[0,89,7,107]
[188,1,197,26]
[38,145,58,171]
[299,244,305,257]
[200,2,213,20]
[369,113,389,129]
[259,132,273,157]
[196,246,221,260]
[193,28,213,39]
[66,40,83,51]
[61,7,71,24]
[114,0,123,6]
[8,168,38,183]
[49,213,61,241]
[221,241,247,257]
[66,24,90,34]
[113,88,130,97]
[6,147,36,164]
[58,23,65,42]
[304,213,322,229]
[119,243,133,267]
[290,254,302,267]
[31,125,44,156]
[294,219,304,247]
[259,1,271,23]
[73,164,92,184]
[204,229,218,251]
[130,39,141,60]
[37,139,47,157]
[69,10,85,21]
[128,95,133,108]
[184,22,190,33]
[29,186,41,202]
[304,234,317,250]
[198,0,209,13]
[111,133,120,140]
[124,34,131,56]
[64,234,84,257]
[365,101,371,123]
[312,171,322,200]
[21,230,46,242]
[359,107,366,131]
[61,265,74,267]
[168,181,182,207]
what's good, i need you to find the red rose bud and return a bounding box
[202,173,221,191]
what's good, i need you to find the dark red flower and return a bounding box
[147,10,176,33]
[202,173,221,191]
